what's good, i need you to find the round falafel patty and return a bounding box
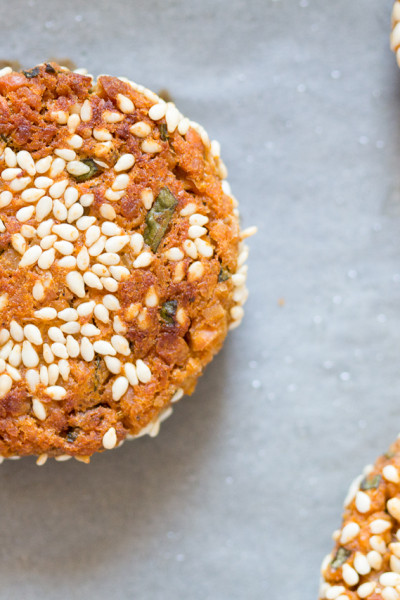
[0,63,252,463]
[320,439,400,600]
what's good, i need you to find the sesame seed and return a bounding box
[52,223,79,241]
[32,282,45,301]
[21,188,45,203]
[39,366,49,386]
[10,320,24,342]
[51,343,68,359]
[177,118,190,135]
[38,248,55,270]
[54,148,76,162]
[116,93,134,114]
[171,388,184,403]
[58,359,70,381]
[0,329,9,345]
[52,199,68,221]
[112,174,130,191]
[88,236,106,257]
[340,521,360,544]
[60,322,80,334]
[8,345,21,368]
[24,324,43,346]
[79,337,94,362]
[35,176,53,189]
[65,335,80,358]
[35,196,53,222]
[141,139,162,153]
[370,519,392,534]
[188,225,207,239]
[48,327,66,343]
[383,465,400,483]
[20,225,36,239]
[356,582,376,598]
[93,128,112,141]
[0,340,13,360]
[101,277,119,292]
[148,103,166,121]
[32,398,46,421]
[52,110,68,124]
[136,359,151,383]
[36,454,48,466]
[37,219,55,238]
[114,153,135,172]
[102,221,122,236]
[34,307,57,320]
[353,552,371,575]
[108,265,129,281]
[104,236,130,254]
[103,295,120,312]
[145,287,158,307]
[194,238,213,258]
[36,156,53,174]
[180,203,197,217]
[45,386,66,400]
[50,158,66,178]
[93,340,116,356]
[25,369,39,392]
[80,193,94,207]
[342,564,359,587]
[104,356,122,374]
[47,364,59,385]
[11,234,27,255]
[42,343,54,363]
[66,161,90,177]
[76,301,95,318]
[80,323,101,337]
[10,176,31,192]
[94,304,110,323]
[113,316,127,334]
[165,247,184,261]
[102,426,117,449]
[4,148,17,167]
[124,363,138,386]
[382,587,400,600]
[111,376,129,401]
[85,225,101,246]
[380,573,400,587]
[63,187,79,208]
[57,256,77,268]
[100,204,116,220]
[105,189,124,201]
[49,179,69,199]
[1,167,21,181]
[0,374,12,398]
[67,114,80,134]
[391,554,400,574]
[20,245,42,267]
[21,340,39,368]
[83,271,103,290]
[103,110,124,123]
[80,100,92,122]
[111,335,130,356]
[77,217,98,233]
[133,252,153,268]
[67,134,83,149]
[391,542,400,558]
[54,454,72,462]
[58,308,78,322]
[92,264,109,277]
[187,261,204,281]
[388,498,400,521]
[65,271,85,297]
[130,121,152,138]
[0,190,12,207]
[189,213,209,227]
[165,103,181,133]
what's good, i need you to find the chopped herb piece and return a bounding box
[218,266,230,282]
[160,300,178,325]
[22,67,40,79]
[160,123,168,141]
[330,547,351,570]
[71,158,103,183]
[360,474,381,490]
[45,63,56,74]
[385,451,396,459]
[144,187,177,252]
[66,428,79,443]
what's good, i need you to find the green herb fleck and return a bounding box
[71,158,103,183]
[22,67,40,79]
[144,187,177,252]
[160,300,178,325]
[330,547,351,570]
[385,451,396,459]
[360,474,381,491]
[218,266,230,282]
[160,123,169,141]
[66,428,79,443]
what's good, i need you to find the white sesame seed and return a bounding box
[36,156,53,174]
[21,340,39,368]
[171,388,184,403]
[0,340,13,360]
[178,118,190,135]
[92,264,110,277]
[148,102,166,121]
[102,426,117,449]
[52,223,79,241]
[5,364,20,381]
[140,188,154,210]
[342,563,359,587]
[80,193,94,207]
[105,189,124,201]
[101,277,119,292]
[93,127,112,141]
[103,110,124,123]
[34,307,57,320]
[93,340,116,356]
[58,359,70,381]
[26,369,40,393]
[112,376,129,401]
[116,93,134,114]
[50,158,66,178]
[49,179,69,199]
[370,519,392,534]
[391,554,400,574]
[20,224,36,238]
[55,454,72,462]
[94,304,110,323]
[57,308,78,322]
[48,327,66,343]
[79,337,94,362]
[384,465,400,483]
[106,236,130,254]
[74,246,89,271]
[188,225,207,239]
[11,234,26,255]
[325,586,345,600]
[4,148,17,168]
[67,134,83,149]
[10,320,24,342]
[180,203,197,217]
[67,114,80,134]
[101,221,121,236]
[39,235,55,251]
[123,363,138,386]
[114,153,135,172]
[382,587,400,600]
[108,265,129,281]
[356,582,376,598]
[83,271,103,290]
[88,236,106,257]
[133,252,153,268]
[35,196,53,222]
[0,329,9,345]
[136,359,151,383]
[1,167,22,181]
[380,573,400,587]
[97,251,121,266]
[45,386,66,400]
[112,174,130,191]
[67,203,84,223]
[353,552,371,575]
[32,398,46,421]
[54,240,74,256]
[57,256,77,268]
[19,245,42,267]
[0,190,12,207]
[194,238,213,258]
[65,271,85,297]
[111,335,130,356]
[80,100,92,122]
[40,364,49,384]
[104,356,122,374]
[52,110,68,124]
[388,498,400,521]
[24,324,43,346]
[36,454,48,466]
[37,219,54,238]
[99,204,116,220]
[32,282,45,301]
[54,148,76,162]
[165,103,181,133]
[65,335,80,358]
[0,218,5,233]
[38,248,55,270]
[85,225,101,247]
[75,301,95,318]
[145,287,158,307]
[183,239,198,259]
[80,323,101,337]
[130,121,152,138]
[52,199,68,221]
[188,261,204,281]
[101,296,119,313]
[8,344,21,367]
[113,316,127,334]
[0,374,12,398]
[355,491,371,514]
[21,188,45,203]
[141,139,162,153]
[60,322,80,334]
[51,343,68,359]
[10,176,31,191]
[63,187,78,208]
[35,176,53,189]
[340,522,360,544]
[47,363,59,385]
[164,247,184,261]
[66,161,90,177]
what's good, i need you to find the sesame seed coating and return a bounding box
[0,62,252,462]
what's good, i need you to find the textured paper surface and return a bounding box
[0,0,399,598]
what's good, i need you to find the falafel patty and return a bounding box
[320,438,400,600]
[0,62,253,463]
